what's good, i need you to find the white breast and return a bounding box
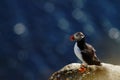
[74,42,84,63]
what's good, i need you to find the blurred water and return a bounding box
[0,0,120,80]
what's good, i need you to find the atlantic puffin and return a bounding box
[70,32,101,73]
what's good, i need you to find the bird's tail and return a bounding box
[93,57,102,66]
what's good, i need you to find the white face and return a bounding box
[73,32,85,41]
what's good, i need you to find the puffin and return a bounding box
[70,32,101,73]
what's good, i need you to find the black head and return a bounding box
[70,32,85,41]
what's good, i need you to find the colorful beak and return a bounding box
[70,35,75,41]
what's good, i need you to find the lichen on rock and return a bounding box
[49,63,120,80]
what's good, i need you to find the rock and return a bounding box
[49,63,120,80]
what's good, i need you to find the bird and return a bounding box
[70,32,101,73]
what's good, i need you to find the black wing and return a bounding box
[81,43,101,65]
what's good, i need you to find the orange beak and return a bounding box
[70,35,75,41]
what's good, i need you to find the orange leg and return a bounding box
[78,64,87,73]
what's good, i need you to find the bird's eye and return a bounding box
[76,34,79,37]
[76,33,80,36]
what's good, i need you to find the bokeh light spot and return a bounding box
[108,28,120,39]
[58,18,70,31]
[14,23,26,35]
[83,24,95,35]
[44,2,55,13]
[72,8,86,21]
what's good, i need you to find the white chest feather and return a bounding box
[74,42,84,63]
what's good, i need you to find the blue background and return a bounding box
[0,0,120,80]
